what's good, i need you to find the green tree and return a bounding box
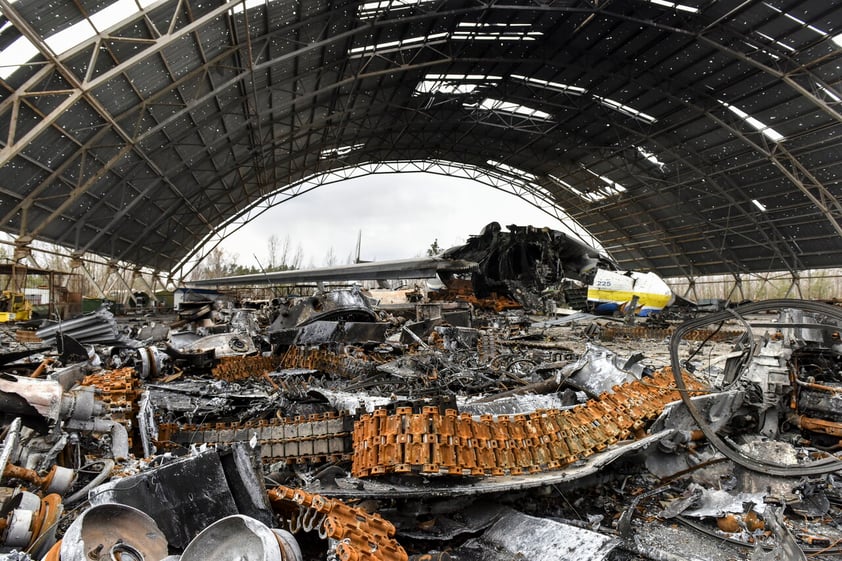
[426,239,441,257]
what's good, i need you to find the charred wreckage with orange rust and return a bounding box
[1,225,842,561]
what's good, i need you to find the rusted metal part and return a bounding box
[351,368,706,477]
[788,414,842,438]
[15,329,42,344]
[600,325,744,342]
[211,355,283,382]
[2,464,74,494]
[81,367,140,449]
[268,486,408,561]
[429,279,522,312]
[155,369,705,474]
[156,411,354,465]
[280,346,379,378]
[29,357,54,378]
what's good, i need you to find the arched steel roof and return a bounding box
[0,0,841,279]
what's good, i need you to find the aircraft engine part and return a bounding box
[138,345,165,379]
[670,299,842,476]
[180,332,257,357]
[59,503,168,561]
[1,464,75,495]
[269,287,378,332]
[180,515,301,561]
[0,376,102,424]
[0,492,63,552]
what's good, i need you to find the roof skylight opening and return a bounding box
[413,74,501,96]
[0,36,38,80]
[510,74,586,95]
[752,199,767,212]
[637,146,666,170]
[453,22,543,41]
[594,95,657,124]
[358,0,438,20]
[469,98,553,121]
[320,143,365,159]
[718,100,785,143]
[488,160,538,182]
[646,0,700,14]
[549,174,605,202]
[229,0,269,15]
[348,32,448,57]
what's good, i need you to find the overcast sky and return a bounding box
[216,173,581,269]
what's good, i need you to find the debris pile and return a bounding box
[3,234,842,560]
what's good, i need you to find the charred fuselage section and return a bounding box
[438,222,612,311]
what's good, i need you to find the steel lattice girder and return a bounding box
[0,0,841,278]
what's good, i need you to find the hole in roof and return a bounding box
[466,98,553,121]
[229,0,272,15]
[718,100,784,143]
[320,144,365,159]
[582,166,627,196]
[593,95,656,124]
[510,74,586,95]
[0,0,160,77]
[349,32,448,56]
[453,21,543,41]
[413,74,501,96]
[636,146,666,170]
[487,160,537,182]
[0,36,38,80]
[548,174,606,203]
[357,0,438,20]
[645,0,700,14]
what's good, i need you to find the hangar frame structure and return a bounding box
[0,0,841,288]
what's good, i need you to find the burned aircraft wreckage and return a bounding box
[1,226,842,561]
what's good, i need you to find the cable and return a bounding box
[669,299,842,476]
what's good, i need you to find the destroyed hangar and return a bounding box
[2,1,842,561]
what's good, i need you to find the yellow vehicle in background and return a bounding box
[0,264,32,322]
[0,290,31,322]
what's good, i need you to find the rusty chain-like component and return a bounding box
[280,346,379,378]
[81,367,140,449]
[600,325,744,342]
[211,355,283,382]
[268,486,408,561]
[157,411,354,465]
[156,368,704,477]
[352,368,706,477]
